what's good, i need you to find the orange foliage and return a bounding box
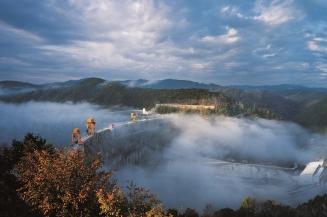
[16,149,115,217]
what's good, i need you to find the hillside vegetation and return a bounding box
[212,87,300,120]
[295,95,327,132]
[0,78,281,119]
[120,79,327,129]
[0,80,40,90]
[2,77,327,130]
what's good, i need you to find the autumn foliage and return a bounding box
[15,147,166,217]
[97,181,165,217]
[16,149,115,217]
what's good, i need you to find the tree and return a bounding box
[237,196,256,217]
[11,132,54,166]
[0,132,54,217]
[256,200,295,217]
[125,181,162,216]
[295,194,327,217]
[182,208,199,217]
[96,187,126,217]
[97,181,165,217]
[165,208,181,217]
[0,144,42,217]
[213,207,236,217]
[201,204,214,217]
[16,149,115,217]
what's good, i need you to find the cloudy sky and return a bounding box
[0,0,327,87]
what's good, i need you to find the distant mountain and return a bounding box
[118,79,327,95]
[0,80,40,90]
[229,84,327,95]
[117,79,220,89]
[42,78,87,89]
[229,84,327,108]
[0,80,41,95]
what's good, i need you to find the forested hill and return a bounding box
[0,80,40,90]
[117,78,220,89]
[295,96,327,132]
[118,79,327,126]
[0,77,281,119]
[3,77,327,130]
[211,87,300,120]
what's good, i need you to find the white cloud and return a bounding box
[313,37,327,43]
[32,0,180,77]
[300,62,310,69]
[253,0,304,25]
[221,6,229,13]
[0,57,31,67]
[0,20,44,44]
[77,0,172,46]
[200,27,239,44]
[316,62,327,73]
[0,0,327,86]
[220,5,242,18]
[307,41,327,53]
[252,43,281,59]
[307,41,319,51]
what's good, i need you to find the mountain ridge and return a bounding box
[2,78,327,93]
[0,78,282,120]
[1,78,327,131]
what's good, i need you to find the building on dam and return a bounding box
[299,159,326,185]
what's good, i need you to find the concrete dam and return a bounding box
[72,115,296,185]
[79,116,173,169]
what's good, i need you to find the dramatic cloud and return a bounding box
[0,0,326,86]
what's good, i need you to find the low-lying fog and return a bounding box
[114,115,326,210]
[0,101,133,146]
[1,101,327,211]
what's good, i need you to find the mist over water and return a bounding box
[114,115,321,210]
[1,101,326,211]
[0,101,133,146]
[168,115,313,164]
